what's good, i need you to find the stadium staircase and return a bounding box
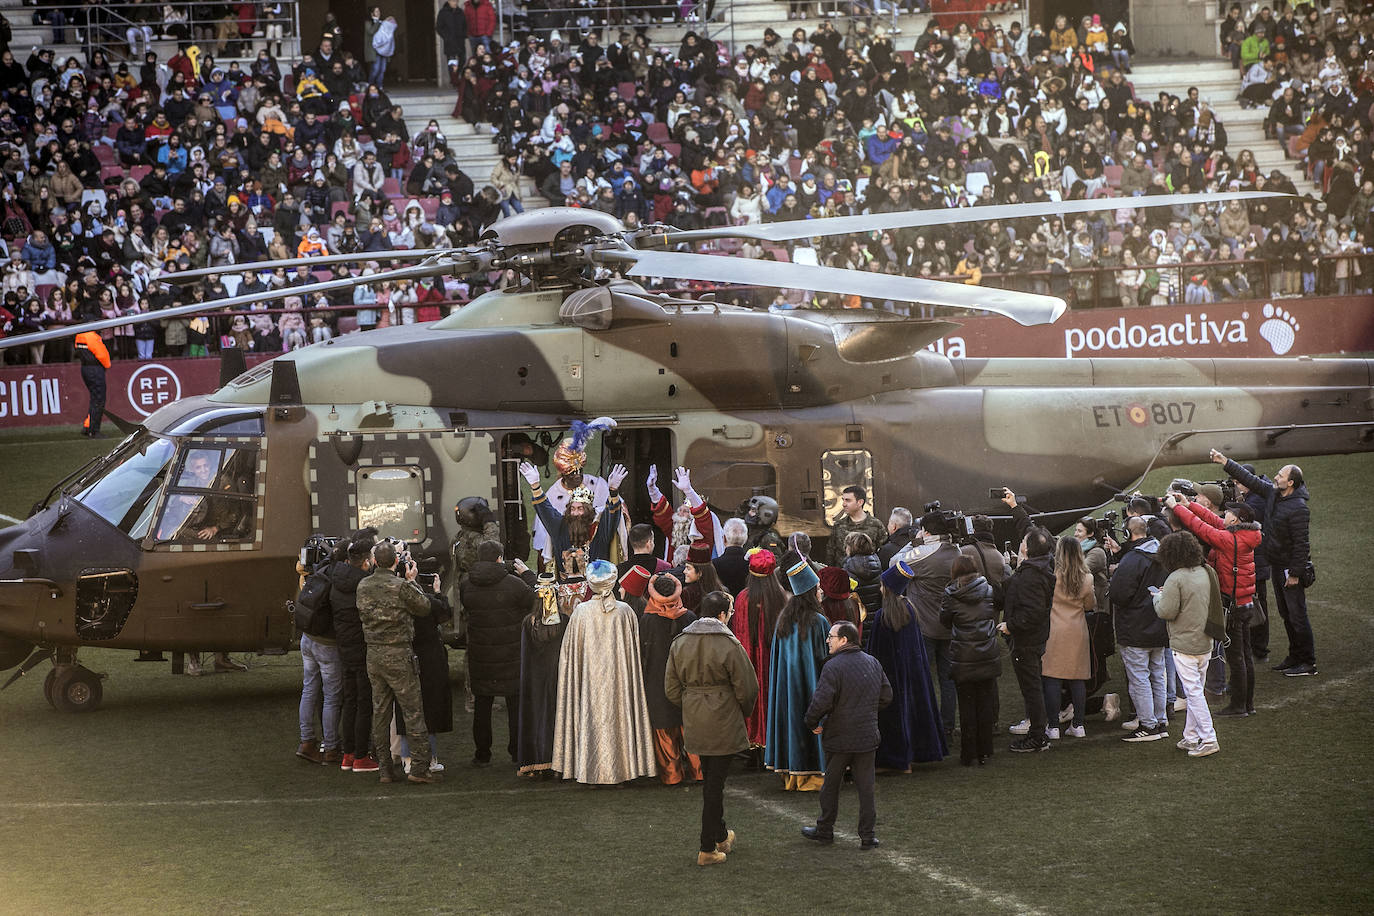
[1127,59,1319,197]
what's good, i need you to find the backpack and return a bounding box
[293,564,333,637]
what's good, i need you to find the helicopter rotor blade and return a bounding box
[597,249,1067,326]
[0,256,482,352]
[157,248,456,285]
[652,191,1281,246]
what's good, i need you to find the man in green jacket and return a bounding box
[357,541,440,784]
[665,590,759,868]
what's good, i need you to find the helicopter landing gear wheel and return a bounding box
[43,668,57,708]
[51,666,103,713]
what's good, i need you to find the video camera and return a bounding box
[922,500,976,545]
[300,535,340,570]
[1094,510,1120,544]
[379,536,443,590]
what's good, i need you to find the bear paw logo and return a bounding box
[1259,304,1300,355]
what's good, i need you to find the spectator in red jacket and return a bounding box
[464,0,497,56]
[1166,494,1263,717]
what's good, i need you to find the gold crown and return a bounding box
[568,485,595,507]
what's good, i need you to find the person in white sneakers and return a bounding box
[1154,532,1221,758]
[1108,518,1171,743]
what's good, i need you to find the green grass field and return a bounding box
[0,431,1371,914]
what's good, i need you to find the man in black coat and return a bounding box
[1107,518,1170,741]
[802,620,892,849]
[460,540,536,767]
[1233,463,1272,661]
[877,508,917,568]
[1001,522,1056,753]
[1213,451,1315,676]
[329,533,377,771]
[711,518,750,597]
[435,0,467,71]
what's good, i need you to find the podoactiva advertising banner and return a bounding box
[2,296,1372,428]
[923,295,1374,360]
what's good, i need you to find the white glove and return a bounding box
[646,465,663,504]
[518,461,540,487]
[672,466,701,506]
[607,464,628,491]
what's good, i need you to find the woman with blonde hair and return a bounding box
[1042,535,1095,739]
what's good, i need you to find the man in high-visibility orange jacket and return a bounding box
[74,331,111,439]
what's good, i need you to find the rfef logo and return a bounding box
[127,363,182,416]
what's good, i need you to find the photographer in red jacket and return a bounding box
[1166,493,1263,717]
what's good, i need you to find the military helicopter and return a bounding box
[1,197,1371,712]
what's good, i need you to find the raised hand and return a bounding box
[646,464,663,503]
[608,463,628,491]
[518,461,540,487]
[1209,448,1227,465]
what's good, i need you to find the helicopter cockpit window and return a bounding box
[821,449,874,522]
[154,446,258,543]
[357,466,425,542]
[73,433,176,536]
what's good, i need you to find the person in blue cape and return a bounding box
[763,556,830,791]
[868,562,949,772]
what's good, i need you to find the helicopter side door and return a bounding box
[138,436,272,650]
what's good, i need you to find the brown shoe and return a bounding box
[407,770,442,785]
[697,850,727,867]
[295,740,323,764]
[715,829,736,855]
[322,748,342,764]
[379,770,397,784]
[214,653,248,672]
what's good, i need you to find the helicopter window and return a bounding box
[73,433,177,535]
[357,466,426,542]
[154,446,258,543]
[821,450,874,523]
[690,461,777,516]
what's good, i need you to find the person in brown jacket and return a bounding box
[665,590,759,868]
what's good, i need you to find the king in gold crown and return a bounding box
[567,485,595,508]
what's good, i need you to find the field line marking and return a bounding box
[0,511,22,524]
[1254,660,1374,712]
[727,786,1048,916]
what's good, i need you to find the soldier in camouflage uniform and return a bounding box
[357,541,440,784]
[826,486,889,567]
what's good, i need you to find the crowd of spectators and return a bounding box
[0,2,1372,368]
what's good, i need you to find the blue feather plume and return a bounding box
[569,416,616,452]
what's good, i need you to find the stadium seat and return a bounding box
[965,171,990,197]
[419,198,440,220]
[662,141,680,160]
[35,284,56,305]
[94,145,117,166]
[381,177,402,198]
[331,201,352,220]
[646,121,670,144]
[1108,230,1124,248]
[1104,164,1123,186]
[337,315,359,334]
[130,165,151,182]
[766,246,790,263]
[618,81,637,100]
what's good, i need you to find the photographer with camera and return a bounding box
[356,540,442,784]
[1108,518,1171,742]
[1231,464,1274,663]
[1167,491,1263,716]
[1001,521,1058,754]
[1211,450,1316,678]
